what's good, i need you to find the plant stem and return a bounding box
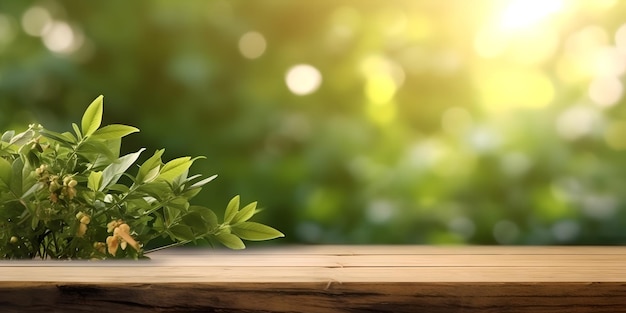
[143,240,191,254]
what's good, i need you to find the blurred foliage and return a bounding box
[1,0,626,245]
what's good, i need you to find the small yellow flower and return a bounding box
[58,175,78,200]
[113,223,140,251]
[106,222,140,256]
[106,236,119,256]
[107,220,123,233]
[76,212,91,237]
[35,164,48,177]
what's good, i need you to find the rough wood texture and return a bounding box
[1,246,625,312]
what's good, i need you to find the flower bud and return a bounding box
[9,236,18,244]
[77,223,88,237]
[63,186,77,200]
[107,220,122,233]
[49,177,60,192]
[93,242,106,254]
[80,215,91,225]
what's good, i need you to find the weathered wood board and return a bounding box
[0,246,625,312]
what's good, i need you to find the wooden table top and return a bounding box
[1,245,625,313]
[1,245,625,283]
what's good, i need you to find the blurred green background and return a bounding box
[1,0,626,245]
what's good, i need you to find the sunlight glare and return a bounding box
[499,0,564,31]
[476,68,554,112]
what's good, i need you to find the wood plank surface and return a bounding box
[0,245,625,312]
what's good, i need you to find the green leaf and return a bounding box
[62,131,78,143]
[189,174,218,189]
[9,130,34,146]
[215,232,245,250]
[39,129,76,146]
[181,212,208,234]
[22,149,40,168]
[167,196,189,211]
[136,149,164,184]
[81,95,104,136]
[231,222,285,241]
[129,215,153,235]
[77,139,116,161]
[171,169,189,191]
[190,205,218,229]
[180,188,201,199]
[71,123,82,140]
[100,148,144,191]
[0,157,11,189]
[31,214,39,230]
[165,206,181,225]
[153,213,165,233]
[223,195,239,224]
[127,197,150,211]
[168,224,195,241]
[21,183,42,200]
[158,157,192,182]
[107,183,130,193]
[232,201,257,224]
[10,158,24,196]
[92,138,122,169]
[88,171,103,191]
[135,181,172,199]
[1,130,14,142]
[91,124,139,140]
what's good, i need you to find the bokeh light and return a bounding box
[42,21,74,53]
[555,105,599,141]
[21,6,52,37]
[493,220,520,244]
[588,76,623,108]
[285,64,322,96]
[238,31,267,59]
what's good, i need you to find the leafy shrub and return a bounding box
[0,96,283,259]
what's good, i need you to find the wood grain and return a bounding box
[0,246,625,312]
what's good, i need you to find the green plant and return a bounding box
[0,96,283,259]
